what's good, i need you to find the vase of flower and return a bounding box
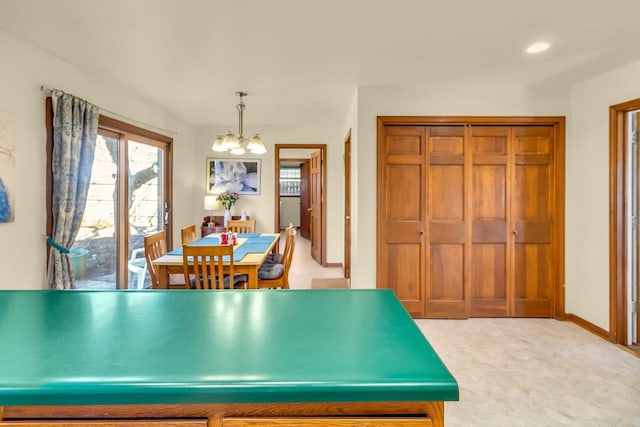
[216,191,240,227]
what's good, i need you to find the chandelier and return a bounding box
[211,91,266,155]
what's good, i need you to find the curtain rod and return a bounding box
[40,85,179,137]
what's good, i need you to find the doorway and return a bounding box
[275,144,327,266]
[610,98,640,350]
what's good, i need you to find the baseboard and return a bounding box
[325,262,343,268]
[564,313,611,342]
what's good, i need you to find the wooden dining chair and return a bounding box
[265,225,295,264]
[181,224,198,246]
[144,230,186,289]
[226,219,256,234]
[182,244,248,289]
[258,229,296,289]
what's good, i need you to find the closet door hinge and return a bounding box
[633,216,639,230]
[632,301,638,314]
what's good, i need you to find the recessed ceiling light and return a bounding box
[526,42,551,54]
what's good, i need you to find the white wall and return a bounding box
[280,197,300,228]
[0,30,195,289]
[566,58,640,330]
[350,84,568,290]
[192,124,345,264]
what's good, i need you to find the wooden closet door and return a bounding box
[377,126,426,316]
[469,126,511,316]
[377,117,562,319]
[425,126,468,318]
[512,126,554,317]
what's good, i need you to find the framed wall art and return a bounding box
[0,111,16,223]
[206,158,261,195]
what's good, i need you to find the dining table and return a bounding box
[152,232,280,289]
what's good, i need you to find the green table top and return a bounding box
[0,289,458,406]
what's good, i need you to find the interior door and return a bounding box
[344,132,352,279]
[299,160,310,239]
[425,126,468,318]
[469,126,510,316]
[310,150,323,264]
[512,126,554,317]
[378,118,562,319]
[378,126,427,316]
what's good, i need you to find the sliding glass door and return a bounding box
[72,122,171,289]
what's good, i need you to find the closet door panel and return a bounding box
[469,127,509,316]
[386,243,423,306]
[430,244,464,300]
[512,126,554,317]
[378,126,426,316]
[514,244,552,314]
[472,244,506,299]
[425,126,468,317]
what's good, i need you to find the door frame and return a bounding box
[610,98,640,346]
[344,129,352,278]
[274,144,327,266]
[376,115,566,318]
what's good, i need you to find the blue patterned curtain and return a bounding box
[49,91,99,289]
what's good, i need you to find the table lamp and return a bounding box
[204,195,218,226]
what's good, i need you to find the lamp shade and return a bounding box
[246,134,267,154]
[211,136,226,152]
[222,131,241,149]
[204,195,218,210]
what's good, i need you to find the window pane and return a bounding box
[280,167,301,196]
[128,140,163,289]
[72,134,118,290]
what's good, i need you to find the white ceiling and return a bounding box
[1,0,640,134]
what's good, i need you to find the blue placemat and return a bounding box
[233,236,277,259]
[168,237,219,256]
[168,235,276,260]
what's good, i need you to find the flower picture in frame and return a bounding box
[206,158,260,195]
[0,111,16,223]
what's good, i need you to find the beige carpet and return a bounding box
[310,278,350,289]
